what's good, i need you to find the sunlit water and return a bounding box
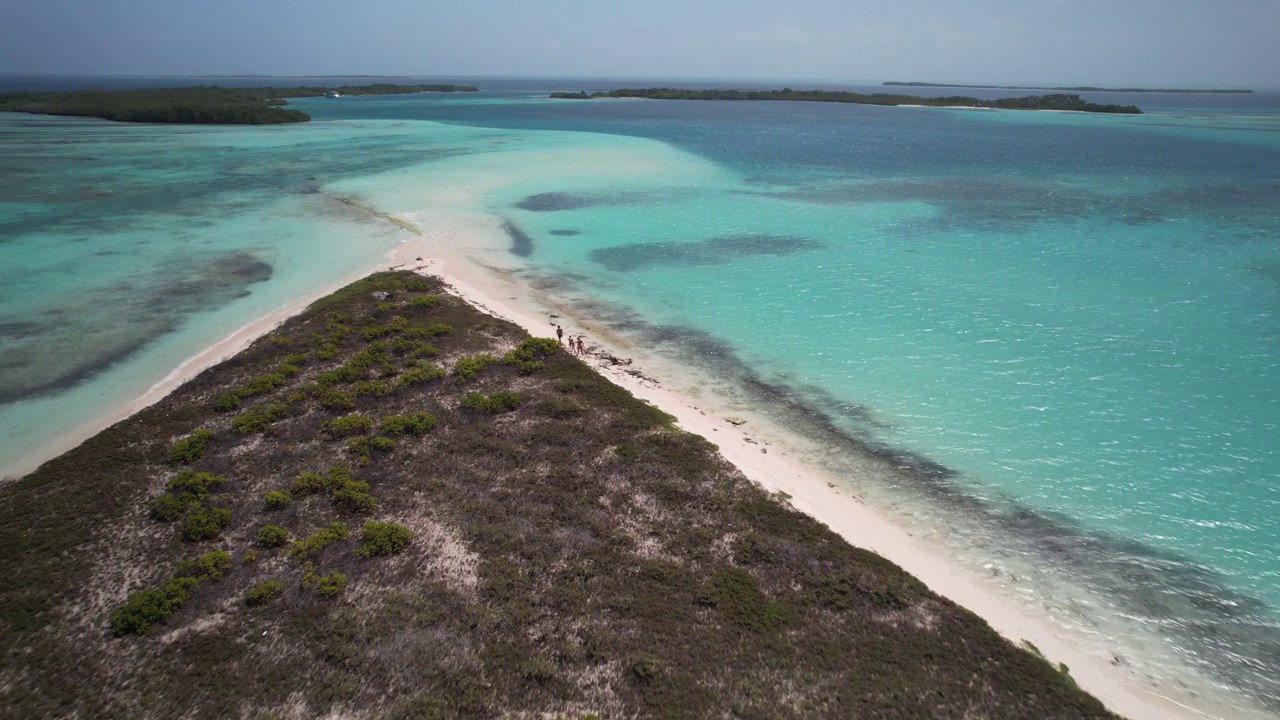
[2,77,1279,713]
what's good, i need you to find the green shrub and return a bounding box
[462,391,523,414]
[214,393,241,411]
[330,472,375,507]
[325,311,349,330]
[453,353,496,382]
[319,390,355,411]
[167,470,226,496]
[239,372,287,398]
[282,352,311,366]
[317,344,387,387]
[245,581,285,607]
[292,466,379,509]
[278,363,301,377]
[315,343,339,360]
[323,413,373,438]
[351,380,391,398]
[346,436,394,467]
[380,411,437,436]
[109,576,198,636]
[362,316,408,341]
[257,524,290,548]
[503,337,559,373]
[403,323,452,339]
[231,403,288,433]
[264,490,291,510]
[151,494,190,522]
[397,363,446,387]
[291,522,349,559]
[407,343,439,359]
[408,295,440,309]
[183,507,231,542]
[358,520,412,557]
[169,429,214,465]
[334,486,377,512]
[243,549,258,564]
[300,561,318,589]
[176,550,233,581]
[314,570,346,598]
[292,471,335,497]
[153,470,226,522]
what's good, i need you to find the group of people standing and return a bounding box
[555,324,588,356]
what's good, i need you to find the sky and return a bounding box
[1,0,1277,88]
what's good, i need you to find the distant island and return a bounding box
[551,88,1142,114]
[0,83,479,124]
[885,81,1251,94]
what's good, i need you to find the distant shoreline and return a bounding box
[885,81,1252,94]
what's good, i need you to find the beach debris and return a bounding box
[725,417,747,426]
[623,368,659,384]
[761,448,767,454]
[597,352,632,366]
[371,291,391,300]
[744,437,757,445]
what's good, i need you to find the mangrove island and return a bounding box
[885,81,1252,94]
[0,83,480,125]
[550,88,1143,114]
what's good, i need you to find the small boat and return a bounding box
[323,90,341,98]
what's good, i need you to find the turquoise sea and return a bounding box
[2,77,1279,713]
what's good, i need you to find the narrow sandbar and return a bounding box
[5,219,1267,720]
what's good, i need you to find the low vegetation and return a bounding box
[358,520,412,557]
[323,413,373,437]
[379,411,437,435]
[291,522,349,560]
[504,337,560,373]
[168,429,214,465]
[0,84,480,125]
[0,271,1119,719]
[257,524,290,548]
[245,581,285,606]
[453,352,496,381]
[231,403,288,433]
[461,391,523,414]
[551,87,1143,113]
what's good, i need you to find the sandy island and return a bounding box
[5,224,1270,720]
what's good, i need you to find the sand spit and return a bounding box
[382,239,1263,720]
[5,224,1267,720]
